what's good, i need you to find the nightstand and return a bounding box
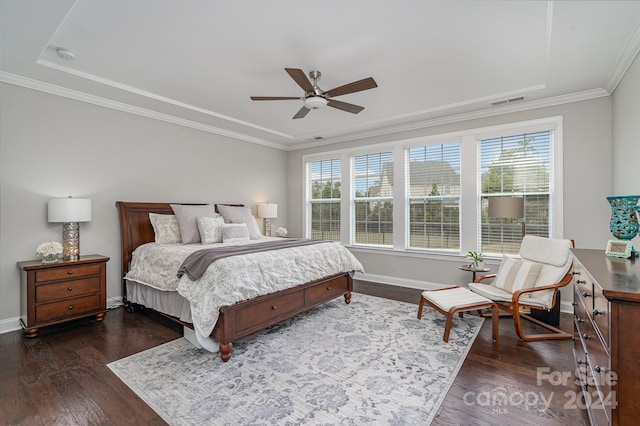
[17,254,110,337]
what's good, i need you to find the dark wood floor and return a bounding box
[0,281,590,425]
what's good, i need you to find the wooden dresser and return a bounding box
[18,254,109,337]
[572,249,640,425]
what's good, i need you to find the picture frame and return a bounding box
[605,239,633,258]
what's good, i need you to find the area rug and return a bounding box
[108,293,483,425]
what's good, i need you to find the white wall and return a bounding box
[288,97,613,300]
[612,53,640,194]
[0,82,288,326]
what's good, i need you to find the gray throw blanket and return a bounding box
[177,238,328,281]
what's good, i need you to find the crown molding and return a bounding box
[605,17,640,93]
[0,70,611,153]
[288,88,610,151]
[0,71,289,151]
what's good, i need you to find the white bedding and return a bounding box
[125,238,364,340]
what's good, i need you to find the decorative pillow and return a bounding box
[492,256,542,294]
[197,216,225,244]
[170,204,219,244]
[149,213,181,244]
[222,223,250,243]
[216,205,262,240]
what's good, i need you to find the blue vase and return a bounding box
[606,195,640,242]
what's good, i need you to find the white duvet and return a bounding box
[125,238,364,341]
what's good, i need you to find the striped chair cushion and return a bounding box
[493,256,542,294]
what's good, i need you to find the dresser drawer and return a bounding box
[35,264,101,283]
[234,291,304,333]
[305,277,350,306]
[36,277,101,303]
[35,294,101,323]
[592,283,610,346]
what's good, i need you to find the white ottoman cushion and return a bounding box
[422,287,492,312]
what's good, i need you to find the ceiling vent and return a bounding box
[491,96,525,106]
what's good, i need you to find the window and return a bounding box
[303,117,561,257]
[407,142,461,250]
[479,130,552,254]
[308,158,341,241]
[353,151,394,246]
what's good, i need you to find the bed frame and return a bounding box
[116,201,353,362]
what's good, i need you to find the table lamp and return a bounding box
[48,197,92,260]
[257,203,277,236]
[488,196,525,239]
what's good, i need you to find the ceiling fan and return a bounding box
[250,68,378,119]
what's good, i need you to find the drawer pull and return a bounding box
[582,333,590,340]
[67,287,73,292]
[68,270,74,275]
[582,292,591,298]
[572,271,581,275]
[271,306,277,310]
[576,317,584,323]
[594,365,602,373]
[576,359,583,365]
[326,286,332,291]
[593,309,604,316]
[576,279,586,284]
[68,305,73,310]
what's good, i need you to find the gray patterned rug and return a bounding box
[108,293,483,425]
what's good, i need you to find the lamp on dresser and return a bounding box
[48,196,92,260]
[257,203,277,236]
[488,196,526,239]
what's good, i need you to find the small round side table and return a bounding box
[458,265,491,282]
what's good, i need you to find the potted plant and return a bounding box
[466,251,485,269]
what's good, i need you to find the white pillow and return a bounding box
[170,204,219,244]
[197,216,225,244]
[149,213,181,244]
[216,205,262,240]
[222,223,250,243]
[492,256,542,294]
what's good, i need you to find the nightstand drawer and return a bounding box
[35,264,101,283]
[36,277,101,303]
[36,294,101,323]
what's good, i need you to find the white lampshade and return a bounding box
[257,203,278,219]
[48,197,92,223]
[304,96,328,110]
[488,196,523,219]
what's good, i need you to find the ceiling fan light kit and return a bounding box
[251,68,377,119]
[304,96,328,110]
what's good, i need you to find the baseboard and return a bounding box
[354,272,450,291]
[355,272,575,314]
[0,317,22,334]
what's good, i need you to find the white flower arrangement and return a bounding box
[276,227,288,237]
[36,241,63,258]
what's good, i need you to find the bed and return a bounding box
[116,201,363,362]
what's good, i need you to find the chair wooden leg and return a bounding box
[515,312,572,341]
[443,313,454,343]
[491,304,499,342]
[417,295,425,319]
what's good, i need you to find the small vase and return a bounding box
[606,195,640,240]
[41,254,59,264]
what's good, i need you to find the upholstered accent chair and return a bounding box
[468,235,574,341]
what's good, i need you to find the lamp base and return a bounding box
[263,218,272,237]
[62,222,80,261]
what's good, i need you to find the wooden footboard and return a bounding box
[116,201,353,362]
[215,272,352,361]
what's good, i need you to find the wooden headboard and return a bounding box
[115,201,242,299]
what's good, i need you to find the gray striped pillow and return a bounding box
[493,256,541,293]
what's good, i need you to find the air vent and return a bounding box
[314,136,323,140]
[491,96,525,106]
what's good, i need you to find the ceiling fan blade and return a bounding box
[285,68,315,93]
[250,96,301,101]
[327,99,365,114]
[323,77,378,98]
[293,106,310,119]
